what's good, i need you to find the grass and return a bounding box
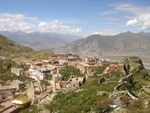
[94,63,110,75]
[27,50,54,61]
[44,59,150,113]
[0,35,33,58]
[134,75,150,86]
[45,74,117,113]
[44,64,122,113]
[133,69,150,86]
[0,58,32,85]
[45,89,109,113]
[60,66,84,80]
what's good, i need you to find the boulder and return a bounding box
[122,56,144,75]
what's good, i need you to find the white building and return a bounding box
[11,68,23,76]
[27,63,65,81]
[28,67,51,80]
[59,59,68,65]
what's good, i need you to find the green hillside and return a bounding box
[0,34,55,60]
[45,57,150,113]
[0,34,33,58]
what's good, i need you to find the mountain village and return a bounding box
[0,54,126,113]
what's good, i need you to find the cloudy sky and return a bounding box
[0,0,150,36]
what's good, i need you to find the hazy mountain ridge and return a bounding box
[56,32,150,58]
[0,34,33,56]
[0,31,83,50]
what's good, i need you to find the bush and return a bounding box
[95,64,110,75]
[60,66,84,80]
[93,98,113,113]
[45,75,117,113]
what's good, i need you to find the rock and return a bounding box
[122,56,144,74]
[115,57,147,91]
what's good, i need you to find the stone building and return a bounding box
[103,64,123,74]
[76,57,104,77]
[67,75,85,91]
[11,67,23,76]
[0,88,16,102]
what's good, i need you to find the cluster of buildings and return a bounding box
[75,57,110,78]
[2,54,128,113]
[11,55,114,82]
[0,54,83,112]
[10,56,114,94]
[25,55,80,81]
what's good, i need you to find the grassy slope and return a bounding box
[0,35,33,57]
[45,78,116,113]
[27,50,54,61]
[60,66,85,80]
[45,65,117,113]
[45,59,150,113]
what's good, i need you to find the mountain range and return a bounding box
[1,31,150,62]
[56,32,150,60]
[0,31,82,50]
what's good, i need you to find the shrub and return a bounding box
[93,98,113,113]
[60,66,84,80]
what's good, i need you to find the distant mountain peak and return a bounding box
[57,31,150,58]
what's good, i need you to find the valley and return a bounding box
[1,1,150,113]
[0,35,150,113]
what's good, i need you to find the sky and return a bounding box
[0,0,150,36]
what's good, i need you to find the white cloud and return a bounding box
[37,20,81,33]
[91,29,120,36]
[126,18,138,26]
[113,3,150,30]
[0,13,82,34]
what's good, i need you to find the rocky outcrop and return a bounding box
[122,56,144,75]
[116,57,144,91]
